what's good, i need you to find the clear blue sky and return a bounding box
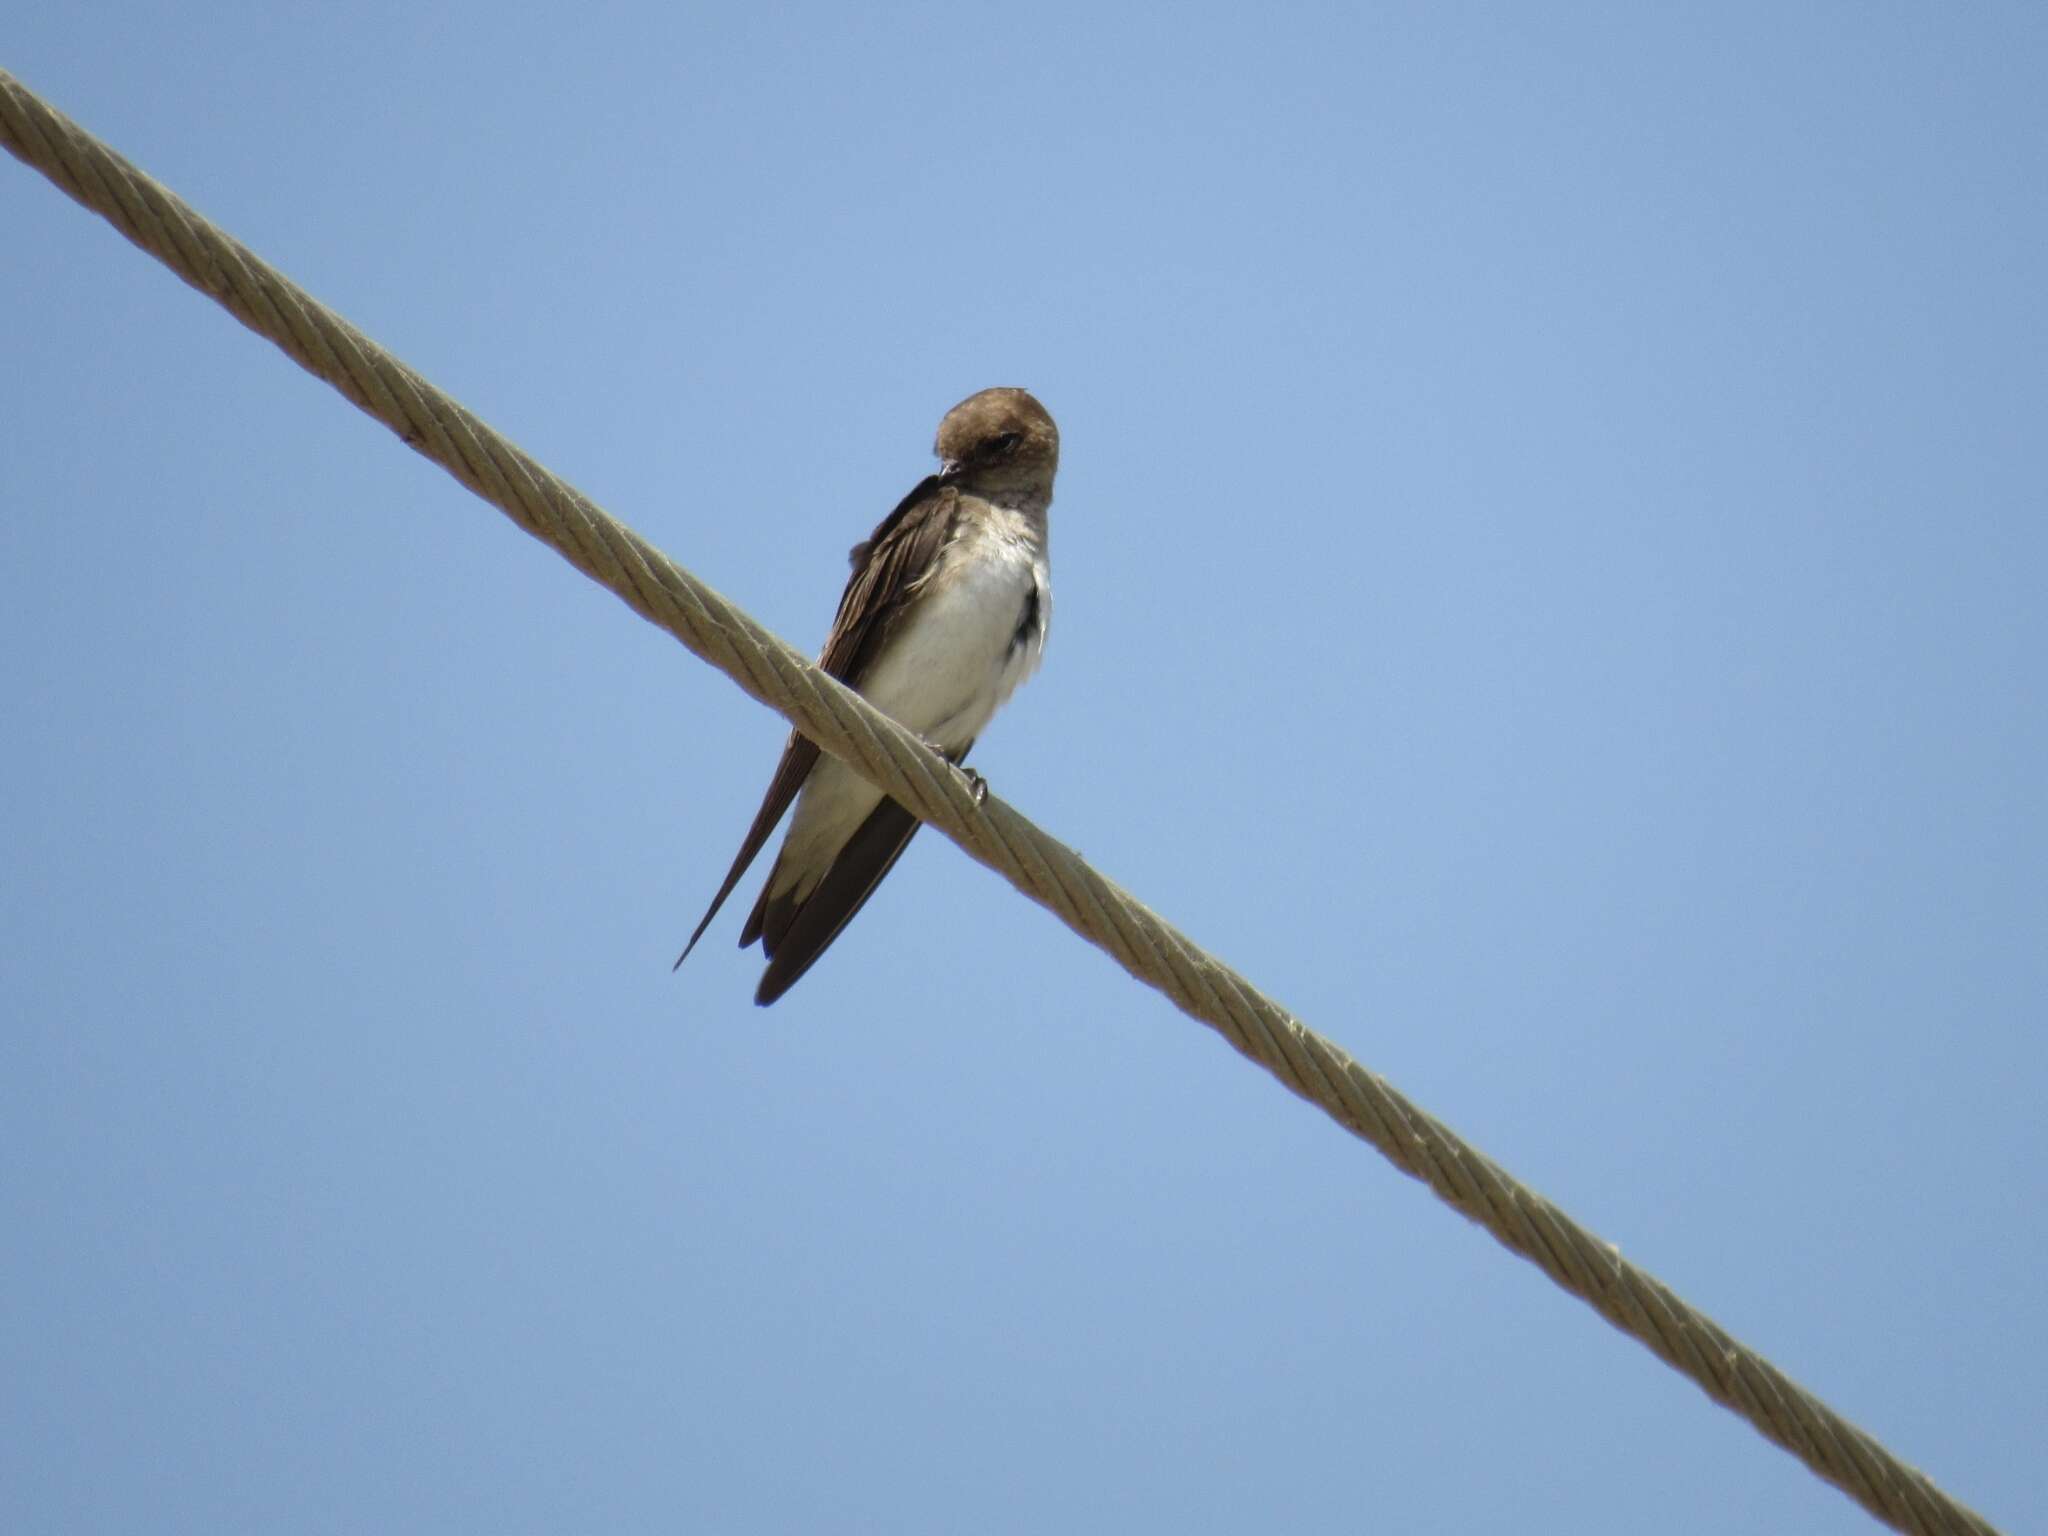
[4,5,2042,1532]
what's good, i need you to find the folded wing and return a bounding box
[674,479,962,977]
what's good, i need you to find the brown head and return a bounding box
[933,387,1059,505]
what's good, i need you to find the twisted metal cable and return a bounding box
[1,66,2000,1536]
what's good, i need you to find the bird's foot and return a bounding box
[960,767,989,806]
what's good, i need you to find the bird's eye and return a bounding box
[989,432,1023,456]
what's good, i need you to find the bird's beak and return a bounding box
[937,459,963,481]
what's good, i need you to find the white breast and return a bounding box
[857,509,1049,754]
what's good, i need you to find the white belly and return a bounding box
[860,531,1046,751]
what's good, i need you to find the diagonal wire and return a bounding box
[0,65,2002,1536]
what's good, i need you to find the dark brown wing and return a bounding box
[672,734,819,969]
[673,478,961,971]
[750,740,973,1006]
[821,476,960,682]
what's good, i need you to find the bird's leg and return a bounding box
[919,732,991,807]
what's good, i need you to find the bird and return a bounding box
[676,387,1059,1005]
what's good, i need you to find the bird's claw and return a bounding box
[960,767,989,806]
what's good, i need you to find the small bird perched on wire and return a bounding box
[676,387,1060,1005]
